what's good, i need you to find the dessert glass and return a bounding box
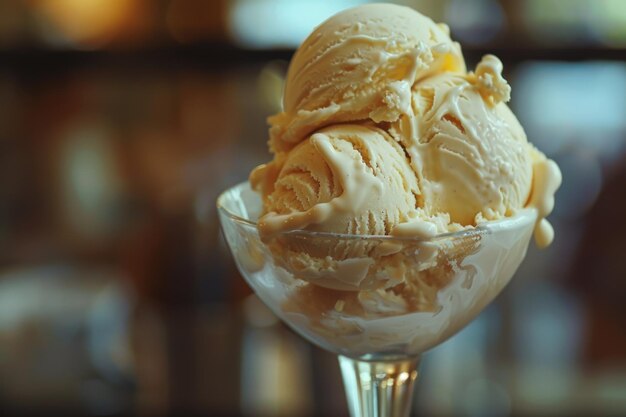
[217,182,536,417]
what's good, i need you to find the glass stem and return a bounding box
[338,355,420,417]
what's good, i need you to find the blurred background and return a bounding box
[0,0,625,416]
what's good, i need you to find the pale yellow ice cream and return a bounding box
[391,65,533,230]
[250,4,561,296]
[260,124,420,236]
[258,124,423,291]
[269,3,465,153]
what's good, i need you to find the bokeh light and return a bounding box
[0,1,625,415]
[32,0,151,48]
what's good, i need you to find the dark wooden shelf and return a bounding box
[1,43,625,75]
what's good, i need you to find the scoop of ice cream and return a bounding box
[259,124,420,238]
[393,65,533,227]
[258,124,425,290]
[250,5,562,297]
[388,55,560,244]
[269,3,465,153]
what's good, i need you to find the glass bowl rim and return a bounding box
[217,181,535,242]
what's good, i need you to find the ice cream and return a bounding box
[249,4,561,316]
[268,3,465,153]
[218,182,539,356]
[391,69,533,229]
[260,124,420,237]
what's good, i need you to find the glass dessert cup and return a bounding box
[217,182,536,417]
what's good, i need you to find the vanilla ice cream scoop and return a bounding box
[402,67,533,226]
[250,4,562,297]
[389,55,559,245]
[258,124,423,291]
[269,3,465,153]
[260,124,420,238]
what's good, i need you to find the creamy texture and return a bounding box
[470,54,511,105]
[250,4,562,294]
[528,156,562,247]
[269,3,465,153]
[259,124,420,238]
[393,69,533,227]
[257,56,560,248]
